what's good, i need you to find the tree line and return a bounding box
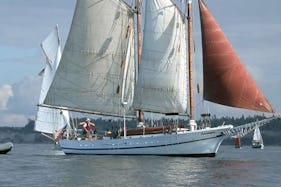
[0,115,280,145]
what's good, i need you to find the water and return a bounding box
[1,144,281,187]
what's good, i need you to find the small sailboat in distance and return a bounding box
[252,125,264,149]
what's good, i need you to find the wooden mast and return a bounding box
[187,0,194,120]
[136,0,144,122]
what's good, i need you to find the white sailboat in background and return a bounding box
[35,0,275,156]
[35,25,70,140]
[252,125,264,149]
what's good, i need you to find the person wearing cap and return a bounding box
[80,118,96,140]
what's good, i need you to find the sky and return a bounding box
[0,0,280,127]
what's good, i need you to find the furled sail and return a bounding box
[133,0,188,114]
[198,0,274,113]
[44,0,135,117]
[35,25,69,134]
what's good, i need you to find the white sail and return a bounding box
[253,125,263,142]
[35,25,69,134]
[39,25,61,103]
[44,0,135,117]
[133,0,188,114]
[35,107,69,134]
[252,125,264,149]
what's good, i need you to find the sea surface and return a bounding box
[0,144,281,187]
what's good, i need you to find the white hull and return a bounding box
[0,142,13,154]
[252,141,264,149]
[59,125,232,157]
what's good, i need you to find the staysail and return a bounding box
[43,0,135,117]
[198,0,274,113]
[35,25,69,134]
[133,0,188,114]
[38,25,61,103]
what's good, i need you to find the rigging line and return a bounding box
[119,0,137,13]
[40,43,53,70]
[40,133,54,140]
[170,0,186,19]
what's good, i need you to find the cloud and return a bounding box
[0,84,13,110]
[0,76,42,127]
[8,76,41,115]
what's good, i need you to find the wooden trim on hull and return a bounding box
[120,126,175,136]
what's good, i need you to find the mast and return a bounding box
[187,0,194,120]
[136,0,144,122]
[136,0,142,68]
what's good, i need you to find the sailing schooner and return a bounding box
[35,0,274,156]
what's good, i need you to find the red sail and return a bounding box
[198,0,274,113]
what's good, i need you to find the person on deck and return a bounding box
[80,118,96,140]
